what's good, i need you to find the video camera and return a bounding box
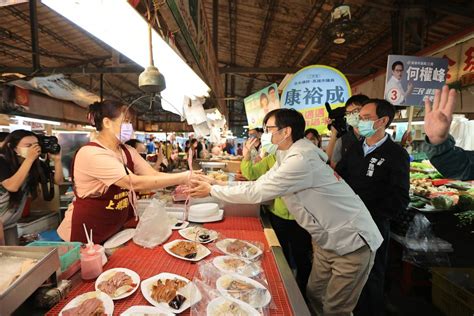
[324,102,347,138]
[37,135,61,154]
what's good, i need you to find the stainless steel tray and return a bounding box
[0,246,60,315]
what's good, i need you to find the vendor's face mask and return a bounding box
[117,123,134,143]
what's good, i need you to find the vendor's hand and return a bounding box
[190,173,214,184]
[187,180,212,197]
[25,144,41,162]
[424,85,457,145]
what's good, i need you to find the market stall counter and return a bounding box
[46,216,310,315]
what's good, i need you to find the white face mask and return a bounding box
[261,129,287,155]
[17,147,29,159]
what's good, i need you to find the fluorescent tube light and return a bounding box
[42,0,210,117]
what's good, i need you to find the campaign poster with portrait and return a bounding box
[244,83,280,129]
[281,65,351,133]
[384,55,448,107]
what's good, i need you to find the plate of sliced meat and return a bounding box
[216,239,263,260]
[163,239,211,262]
[59,291,113,316]
[95,268,140,300]
[141,272,202,314]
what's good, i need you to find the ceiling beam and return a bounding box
[228,0,237,118]
[0,66,144,74]
[6,5,109,58]
[293,1,342,67]
[430,1,474,20]
[212,0,218,61]
[28,0,40,71]
[280,0,325,67]
[310,6,372,65]
[220,67,299,74]
[245,0,278,96]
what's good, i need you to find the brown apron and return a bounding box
[70,142,135,244]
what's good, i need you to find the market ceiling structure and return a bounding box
[0,0,473,129]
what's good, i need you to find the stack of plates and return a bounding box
[188,203,224,223]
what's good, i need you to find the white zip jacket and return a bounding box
[211,138,383,256]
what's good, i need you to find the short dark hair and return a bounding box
[392,61,403,70]
[268,86,276,93]
[345,94,369,108]
[362,99,395,127]
[304,128,319,137]
[0,132,9,142]
[125,139,142,149]
[88,100,125,131]
[263,108,305,142]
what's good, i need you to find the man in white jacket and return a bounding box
[190,108,383,315]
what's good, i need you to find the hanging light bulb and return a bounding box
[333,32,346,44]
[139,4,166,93]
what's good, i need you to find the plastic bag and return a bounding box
[133,199,172,248]
[211,236,265,261]
[403,214,452,266]
[191,261,274,315]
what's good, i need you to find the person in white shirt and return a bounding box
[384,61,413,105]
[189,108,383,316]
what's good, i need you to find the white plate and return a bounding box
[103,229,135,249]
[141,272,202,314]
[178,226,218,243]
[216,274,271,308]
[207,296,260,316]
[215,239,263,260]
[213,256,262,278]
[188,209,224,223]
[163,239,211,262]
[95,268,140,300]
[171,221,189,230]
[59,291,114,316]
[120,305,174,316]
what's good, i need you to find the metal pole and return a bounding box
[100,74,104,102]
[29,0,40,71]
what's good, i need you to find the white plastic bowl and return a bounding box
[188,203,219,218]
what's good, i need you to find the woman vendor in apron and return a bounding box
[57,100,194,244]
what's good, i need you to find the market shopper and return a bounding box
[0,130,63,226]
[326,94,369,167]
[57,100,195,244]
[189,108,383,315]
[124,139,147,160]
[240,137,312,296]
[247,127,263,162]
[304,128,322,148]
[335,99,410,316]
[423,85,474,180]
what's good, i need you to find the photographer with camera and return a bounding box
[0,129,63,227]
[326,95,369,168]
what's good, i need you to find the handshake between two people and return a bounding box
[183,171,226,198]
